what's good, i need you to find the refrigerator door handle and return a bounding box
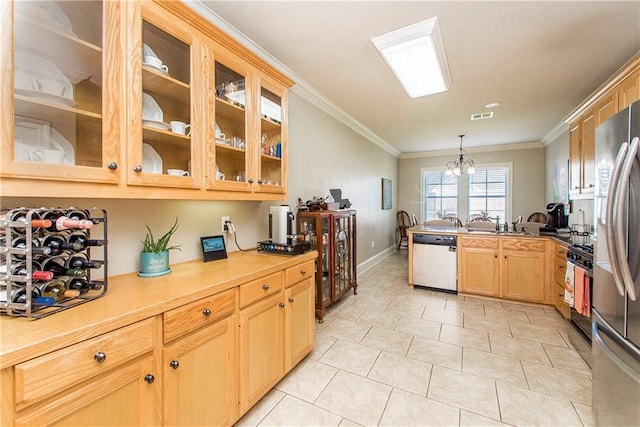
[606,141,630,297]
[593,311,640,380]
[614,137,640,301]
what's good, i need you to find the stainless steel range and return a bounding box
[566,243,594,367]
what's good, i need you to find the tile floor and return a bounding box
[235,251,594,426]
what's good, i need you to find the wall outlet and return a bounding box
[371,241,375,248]
[221,216,230,233]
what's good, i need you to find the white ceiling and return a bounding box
[194,1,640,155]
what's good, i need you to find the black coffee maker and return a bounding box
[545,203,569,229]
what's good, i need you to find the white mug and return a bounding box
[144,56,168,72]
[170,121,191,136]
[32,78,66,97]
[29,149,66,163]
[167,169,189,176]
[215,171,225,180]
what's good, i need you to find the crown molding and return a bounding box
[541,121,569,145]
[186,1,401,158]
[399,141,544,159]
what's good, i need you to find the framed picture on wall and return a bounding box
[382,178,392,210]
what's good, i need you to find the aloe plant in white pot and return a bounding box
[138,217,181,277]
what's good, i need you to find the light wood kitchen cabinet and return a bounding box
[458,236,500,297]
[162,289,237,426]
[238,291,285,415]
[500,238,548,303]
[1,0,123,184]
[551,242,570,318]
[569,111,595,198]
[238,261,315,415]
[9,317,161,426]
[459,236,550,304]
[618,68,640,109]
[0,0,293,201]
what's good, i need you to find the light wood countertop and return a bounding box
[0,250,317,369]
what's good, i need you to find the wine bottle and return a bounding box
[42,257,87,278]
[42,210,93,232]
[1,209,52,233]
[66,254,104,270]
[5,237,52,259]
[41,234,83,255]
[0,286,53,306]
[10,261,54,281]
[66,233,105,250]
[38,279,81,301]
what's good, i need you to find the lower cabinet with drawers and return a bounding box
[0,252,316,427]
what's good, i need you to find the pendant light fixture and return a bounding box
[445,134,476,176]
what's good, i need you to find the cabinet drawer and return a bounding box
[163,288,235,343]
[501,238,546,252]
[285,260,315,287]
[14,317,155,408]
[459,236,499,249]
[553,256,567,286]
[554,243,568,258]
[554,282,570,319]
[239,272,283,308]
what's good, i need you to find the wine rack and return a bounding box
[0,207,108,319]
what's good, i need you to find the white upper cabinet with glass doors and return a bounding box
[126,1,209,189]
[1,0,122,183]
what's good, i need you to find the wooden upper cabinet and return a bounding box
[618,68,640,110]
[569,120,583,196]
[1,0,293,200]
[126,1,204,189]
[1,0,122,183]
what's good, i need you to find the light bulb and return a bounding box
[445,168,453,176]
[453,166,461,175]
[467,165,476,174]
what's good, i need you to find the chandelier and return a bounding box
[445,134,476,175]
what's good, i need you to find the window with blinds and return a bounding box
[468,167,508,220]
[423,170,458,221]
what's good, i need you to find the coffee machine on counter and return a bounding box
[545,202,569,230]
[258,205,310,255]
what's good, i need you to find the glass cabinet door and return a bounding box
[258,80,286,193]
[209,55,251,191]
[127,3,199,188]
[5,0,120,183]
[334,214,354,296]
[318,215,331,308]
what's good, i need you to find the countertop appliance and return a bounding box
[268,205,294,244]
[545,202,569,229]
[412,234,457,293]
[592,99,639,426]
[566,243,594,367]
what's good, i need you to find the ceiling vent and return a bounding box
[471,111,494,121]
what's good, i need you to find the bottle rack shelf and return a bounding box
[0,207,108,319]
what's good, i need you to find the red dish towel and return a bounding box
[574,266,591,316]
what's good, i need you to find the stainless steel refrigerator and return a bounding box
[593,99,640,426]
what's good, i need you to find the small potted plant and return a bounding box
[138,217,181,277]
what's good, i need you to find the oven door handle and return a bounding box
[605,141,629,297]
[614,136,639,301]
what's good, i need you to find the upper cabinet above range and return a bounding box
[568,53,640,200]
[0,0,293,201]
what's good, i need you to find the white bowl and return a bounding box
[142,93,163,122]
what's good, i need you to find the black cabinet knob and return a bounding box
[170,360,180,370]
[108,162,118,170]
[94,351,106,363]
[133,165,142,173]
[202,308,211,317]
[144,374,155,384]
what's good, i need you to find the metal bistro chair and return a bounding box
[396,210,412,250]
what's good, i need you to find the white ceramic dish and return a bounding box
[142,143,162,174]
[142,120,170,131]
[15,1,76,36]
[142,62,169,75]
[50,128,75,165]
[216,138,230,145]
[15,88,77,107]
[142,93,163,122]
[142,43,159,59]
[15,51,74,103]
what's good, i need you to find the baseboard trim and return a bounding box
[357,245,397,275]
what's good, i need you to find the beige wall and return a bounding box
[3,92,399,276]
[398,146,546,224]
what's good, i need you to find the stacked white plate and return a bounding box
[142,93,169,130]
[14,50,75,106]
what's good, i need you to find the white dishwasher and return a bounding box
[412,233,457,293]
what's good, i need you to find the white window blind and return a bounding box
[423,170,458,221]
[468,167,508,220]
